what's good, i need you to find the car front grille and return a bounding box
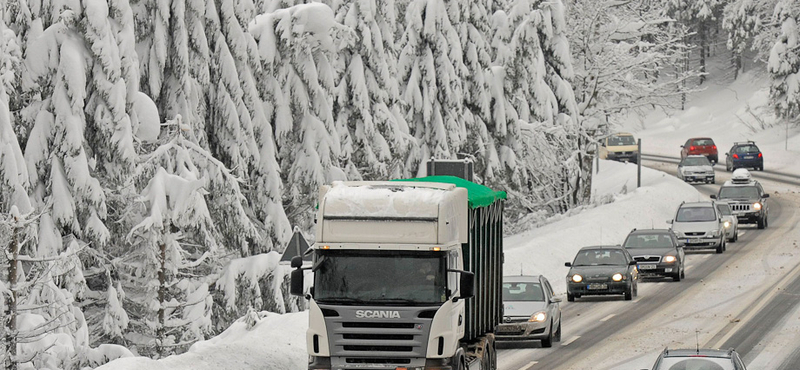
[633,256,661,263]
[685,232,706,237]
[730,204,751,212]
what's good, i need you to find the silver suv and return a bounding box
[668,201,726,254]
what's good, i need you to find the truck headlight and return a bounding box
[753,202,762,211]
[572,274,583,283]
[529,312,547,322]
[612,273,624,282]
[723,221,731,228]
[663,255,677,263]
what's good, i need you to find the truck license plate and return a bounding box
[588,283,607,290]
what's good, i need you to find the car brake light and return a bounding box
[712,145,717,150]
[758,153,762,158]
[690,146,695,151]
[733,154,739,159]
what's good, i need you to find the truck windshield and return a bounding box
[313,250,448,305]
[718,186,758,199]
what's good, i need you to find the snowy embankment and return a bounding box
[98,160,701,369]
[627,70,800,177]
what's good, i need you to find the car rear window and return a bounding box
[502,282,544,302]
[676,207,716,222]
[693,139,714,146]
[657,357,732,370]
[734,145,759,154]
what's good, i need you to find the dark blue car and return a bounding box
[725,141,763,171]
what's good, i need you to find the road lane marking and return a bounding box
[739,231,746,237]
[600,314,616,322]
[516,361,538,370]
[561,335,580,346]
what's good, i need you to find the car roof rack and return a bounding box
[733,140,756,146]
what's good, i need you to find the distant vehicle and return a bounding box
[565,246,639,301]
[712,169,770,229]
[725,141,763,171]
[648,348,747,370]
[622,229,685,281]
[599,132,639,164]
[681,137,718,163]
[496,275,562,348]
[668,201,726,254]
[677,155,715,184]
[715,202,739,242]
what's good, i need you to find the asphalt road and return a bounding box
[497,157,800,370]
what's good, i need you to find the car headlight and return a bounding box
[753,202,762,211]
[529,312,547,322]
[612,273,623,282]
[663,255,677,263]
[673,230,684,238]
[709,230,718,237]
[723,221,731,228]
[572,274,583,283]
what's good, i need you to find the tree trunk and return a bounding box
[5,224,18,370]
[699,23,706,85]
[157,240,166,357]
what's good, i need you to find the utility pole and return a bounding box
[637,139,642,188]
[5,216,19,370]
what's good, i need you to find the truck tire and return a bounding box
[541,322,554,348]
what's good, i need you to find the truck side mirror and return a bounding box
[291,256,303,268]
[459,271,475,300]
[290,269,305,296]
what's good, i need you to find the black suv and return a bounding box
[622,229,685,281]
[712,170,769,229]
[725,141,763,171]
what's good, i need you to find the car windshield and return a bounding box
[656,357,732,370]
[682,157,711,166]
[624,234,674,249]
[313,250,448,305]
[718,186,759,199]
[693,139,714,146]
[608,135,636,146]
[573,249,627,266]
[675,207,717,222]
[716,204,732,216]
[734,145,759,154]
[503,282,544,302]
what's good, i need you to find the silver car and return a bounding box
[496,275,562,348]
[715,202,739,242]
[648,348,747,370]
[668,201,726,254]
[677,155,715,184]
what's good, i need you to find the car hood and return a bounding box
[625,247,674,257]
[569,265,628,277]
[607,145,639,153]
[681,165,713,172]
[503,301,547,318]
[672,221,719,233]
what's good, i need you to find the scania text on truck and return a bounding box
[290,172,506,370]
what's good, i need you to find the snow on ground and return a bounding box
[623,68,800,177]
[98,159,701,369]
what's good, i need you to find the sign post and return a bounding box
[637,139,642,188]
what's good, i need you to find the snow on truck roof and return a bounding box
[392,176,507,209]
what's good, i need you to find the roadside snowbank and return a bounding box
[98,159,701,369]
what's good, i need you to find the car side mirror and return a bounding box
[551,297,562,303]
[710,195,717,199]
[763,194,770,198]
[629,261,637,266]
[725,152,729,155]
[666,219,673,224]
[290,268,305,297]
[564,262,572,267]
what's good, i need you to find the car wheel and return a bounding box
[716,239,724,254]
[554,320,562,342]
[624,285,633,301]
[567,292,575,302]
[757,216,765,229]
[541,322,554,348]
[734,229,739,242]
[726,162,731,172]
[680,267,686,279]
[673,267,682,282]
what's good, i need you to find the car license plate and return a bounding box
[744,156,754,159]
[587,283,607,290]
[686,239,701,244]
[496,325,520,333]
[639,264,657,270]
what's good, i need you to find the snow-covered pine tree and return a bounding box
[250,3,345,230]
[768,0,800,120]
[333,0,417,181]
[723,0,760,78]
[397,0,468,175]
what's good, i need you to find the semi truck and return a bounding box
[290,168,506,370]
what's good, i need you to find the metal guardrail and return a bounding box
[641,153,800,187]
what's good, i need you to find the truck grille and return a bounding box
[730,204,751,212]
[633,256,661,263]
